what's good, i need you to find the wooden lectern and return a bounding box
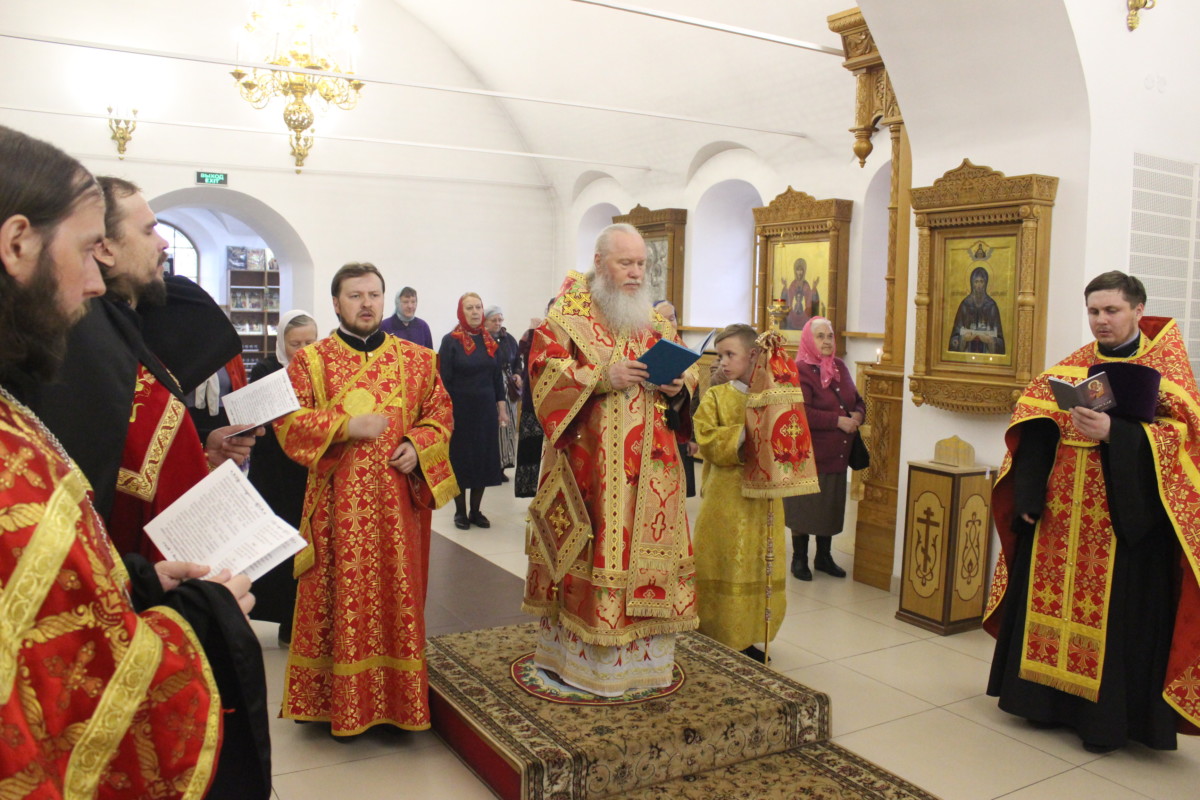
[896,438,994,635]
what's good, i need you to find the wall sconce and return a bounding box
[107,107,138,159]
[1127,0,1156,31]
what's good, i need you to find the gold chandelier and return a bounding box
[231,0,364,170]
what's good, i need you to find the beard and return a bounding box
[137,273,167,307]
[338,309,381,339]
[104,252,167,307]
[0,245,83,381]
[590,268,653,334]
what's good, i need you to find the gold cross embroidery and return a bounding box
[548,504,571,537]
[780,415,805,439]
[0,440,44,491]
[559,293,591,317]
[45,641,104,710]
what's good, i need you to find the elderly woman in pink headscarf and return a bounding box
[783,317,865,581]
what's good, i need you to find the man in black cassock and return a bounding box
[29,177,257,524]
[984,270,1200,752]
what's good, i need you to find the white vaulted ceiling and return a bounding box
[0,0,856,192]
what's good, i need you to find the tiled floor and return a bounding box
[262,487,1200,799]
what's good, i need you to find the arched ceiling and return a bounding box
[390,0,858,195]
[0,0,859,194]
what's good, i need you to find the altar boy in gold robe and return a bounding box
[693,324,789,663]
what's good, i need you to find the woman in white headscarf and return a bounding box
[247,309,319,645]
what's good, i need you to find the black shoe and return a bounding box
[330,730,361,743]
[454,514,470,530]
[791,557,812,581]
[814,554,846,578]
[1082,741,1118,754]
[741,645,770,664]
[468,511,491,528]
[500,473,510,482]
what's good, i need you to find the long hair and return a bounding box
[0,126,99,377]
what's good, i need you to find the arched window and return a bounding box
[156,221,199,284]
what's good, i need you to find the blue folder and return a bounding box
[638,329,717,386]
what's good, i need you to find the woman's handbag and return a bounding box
[849,430,870,471]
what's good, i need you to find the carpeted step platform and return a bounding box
[427,622,830,799]
[609,741,940,799]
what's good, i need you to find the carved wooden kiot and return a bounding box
[753,187,853,347]
[909,160,1057,414]
[613,205,687,318]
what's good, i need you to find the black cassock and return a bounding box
[987,342,1180,750]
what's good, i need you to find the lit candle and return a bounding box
[875,347,882,364]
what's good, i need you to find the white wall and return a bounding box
[859,0,1200,579]
[0,0,559,341]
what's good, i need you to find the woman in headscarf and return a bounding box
[440,293,508,528]
[484,305,521,480]
[247,309,319,645]
[783,316,865,581]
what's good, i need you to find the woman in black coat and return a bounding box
[440,293,508,529]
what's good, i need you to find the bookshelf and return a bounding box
[227,246,280,371]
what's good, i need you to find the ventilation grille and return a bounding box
[1130,154,1200,379]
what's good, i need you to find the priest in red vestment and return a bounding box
[522,223,698,697]
[276,262,457,737]
[29,177,258,560]
[985,271,1200,752]
[0,125,267,799]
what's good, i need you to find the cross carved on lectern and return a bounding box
[914,505,941,588]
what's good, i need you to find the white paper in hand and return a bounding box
[145,460,305,581]
[222,368,300,435]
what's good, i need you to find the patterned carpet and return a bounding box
[427,623,940,800]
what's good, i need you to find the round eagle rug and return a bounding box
[510,653,686,706]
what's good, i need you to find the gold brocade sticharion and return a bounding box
[276,334,457,735]
[522,271,699,647]
[984,317,1200,728]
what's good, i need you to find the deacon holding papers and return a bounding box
[985,271,1200,752]
[275,262,458,738]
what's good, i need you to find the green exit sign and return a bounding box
[195,171,228,186]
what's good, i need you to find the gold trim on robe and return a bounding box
[275,333,456,734]
[522,271,699,647]
[985,317,1200,724]
[0,393,222,800]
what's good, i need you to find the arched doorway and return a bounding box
[150,187,314,372]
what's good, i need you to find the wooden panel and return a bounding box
[899,469,951,622]
[852,365,904,590]
[949,474,992,622]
